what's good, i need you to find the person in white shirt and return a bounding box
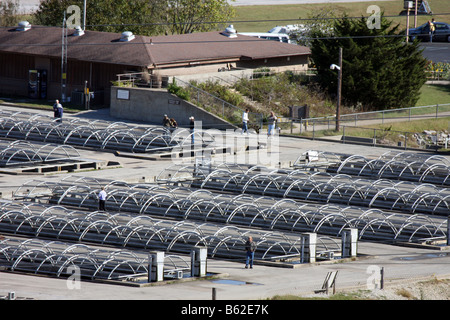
[242,109,249,134]
[98,187,107,211]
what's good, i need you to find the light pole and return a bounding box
[330,47,343,131]
[83,0,87,31]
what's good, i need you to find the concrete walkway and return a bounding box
[0,105,449,303]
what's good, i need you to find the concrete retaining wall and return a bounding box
[110,86,237,129]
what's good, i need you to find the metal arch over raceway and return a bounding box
[0,111,215,154]
[0,237,150,281]
[0,140,80,167]
[0,201,312,262]
[168,163,450,216]
[294,150,450,186]
[12,176,448,244]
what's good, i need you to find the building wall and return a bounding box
[0,52,139,105]
[110,86,236,129]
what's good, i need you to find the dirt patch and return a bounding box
[342,277,450,300]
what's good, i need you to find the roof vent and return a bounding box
[73,26,85,36]
[120,31,135,42]
[221,24,237,38]
[16,21,31,31]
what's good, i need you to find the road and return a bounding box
[420,42,450,63]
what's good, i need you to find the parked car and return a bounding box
[409,21,450,42]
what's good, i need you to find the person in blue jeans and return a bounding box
[267,111,277,137]
[245,236,256,269]
[242,109,249,134]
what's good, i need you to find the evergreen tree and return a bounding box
[310,15,427,111]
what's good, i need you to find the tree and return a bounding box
[34,0,166,36]
[165,0,235,34]
[33,0,235,36]
[310,14,427,111]
[0,0,19,27]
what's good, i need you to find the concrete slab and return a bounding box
[0,104,449,302]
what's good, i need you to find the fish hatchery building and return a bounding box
[0,22,311,106]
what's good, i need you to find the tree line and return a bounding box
[35,0,235,35]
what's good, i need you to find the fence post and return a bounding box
[436,104,439,118]
[373,129,376,146]
[312,121,315,140]
[342,126,346,143]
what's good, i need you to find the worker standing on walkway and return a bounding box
[242,109,249,134]
[245,236,256,269]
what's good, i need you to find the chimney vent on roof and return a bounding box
[73,26,85,36]
[120,31,135,42]
[221,25,237,38]
[16,21,31,31]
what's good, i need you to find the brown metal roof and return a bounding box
[0,25,310,68]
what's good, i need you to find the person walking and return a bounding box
[98,186,107,211]
[267,111,277,137]
[428,19,435,42]
[189,116,195,145]
[242,109,249,134]
[245,236,256,269]
[53,100,63,122]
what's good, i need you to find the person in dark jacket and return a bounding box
[189,116,195,145]
[163,114,171,127]
[53,100,63,122]
[245,236,257,269]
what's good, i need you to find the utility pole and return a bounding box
[336,47,343,132]
[414,0,418,27]
[61,12,68,102]
[405,1,413,43]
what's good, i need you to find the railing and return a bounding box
[339,126,450,150]
[115,72,170,88]
[173,77,264,129]
[280,103,450,134]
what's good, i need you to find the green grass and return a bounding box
[232,0,450,32]
[416,84,450,106]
